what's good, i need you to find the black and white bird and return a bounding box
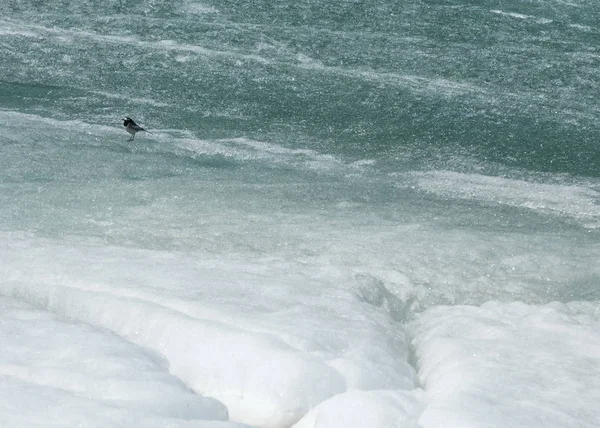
[122,117,152,141]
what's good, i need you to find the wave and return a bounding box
[406,170,600,228]
[490,9,553,24]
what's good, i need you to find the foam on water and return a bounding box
[490,9,554,24]
[175,137,343,172]
[181,2,220,15]
[91,90,172,108]
[0,18,271,65]
[407,170,600,228]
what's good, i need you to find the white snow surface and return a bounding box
[0,236,415,428]
[0,295,245,428]
[2,234,600,428]
[411,301,600,428]
[292,389,424,428]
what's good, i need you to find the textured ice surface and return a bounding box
[412,301,600,428]
[0,296,247,428]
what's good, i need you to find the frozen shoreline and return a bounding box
[2,238,599,428]
[0,238,416,428]
[411,301,600,428]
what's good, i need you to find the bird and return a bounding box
[122,117,152,141]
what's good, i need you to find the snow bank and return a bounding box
[4,233,600,428]
[0,280,344,428]
[411,301,600,428]
[0,237,416,428]
[0,296,246,428]
[292,389,424,428]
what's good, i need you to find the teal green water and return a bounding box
[2,0,600,175]
[0,0,599,305]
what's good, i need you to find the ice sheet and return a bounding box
[0,296,247,428]
[0,237,417,428]
[292,389,424,428]
[411,301,600,428]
